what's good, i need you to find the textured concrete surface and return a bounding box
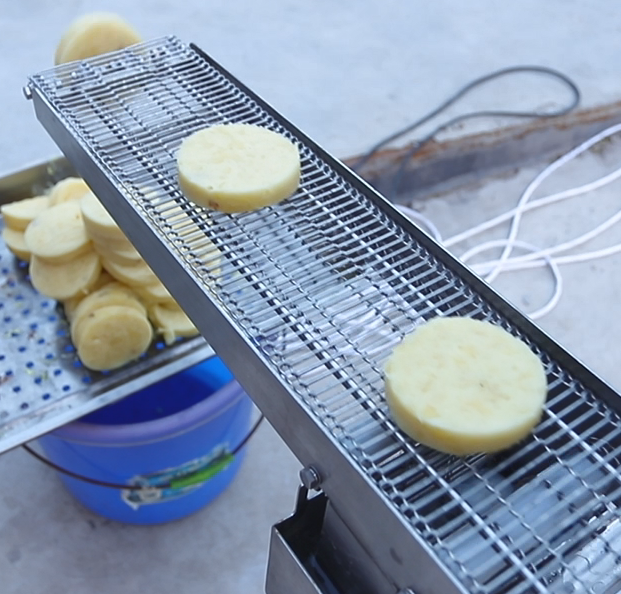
[1,2,621,593]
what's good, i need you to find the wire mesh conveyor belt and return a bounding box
[26,36,621,594]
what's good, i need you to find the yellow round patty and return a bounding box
[384,317,547,455]
[177,123,301,213]
[55,12,142,65]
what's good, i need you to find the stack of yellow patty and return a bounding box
[1,177,202,370]
[0,194,51,261]
[25,196,100,302]
[81,190,200,346]
[68,279,153,371]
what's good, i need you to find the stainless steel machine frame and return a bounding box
[20,36,621,594]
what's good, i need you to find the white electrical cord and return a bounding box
[396,122,621,320]
[443,164,621,248]
[480,122,621,284]
[462,206,621,274]
[470,239,564,319]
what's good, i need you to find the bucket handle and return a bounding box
[24,414,264,490]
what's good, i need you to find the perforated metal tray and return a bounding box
[0,157,213,454]
[26,37,621,594]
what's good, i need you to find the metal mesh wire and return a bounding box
[29,36,621,593]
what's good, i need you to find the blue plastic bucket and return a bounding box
[37,357,252,524]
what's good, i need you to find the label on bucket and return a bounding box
[121,444,230,510]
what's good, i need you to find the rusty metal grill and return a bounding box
[27,36,621,594]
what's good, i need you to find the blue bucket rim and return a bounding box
[50,379,244,446]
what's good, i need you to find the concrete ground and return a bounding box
[1,2,621,593]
